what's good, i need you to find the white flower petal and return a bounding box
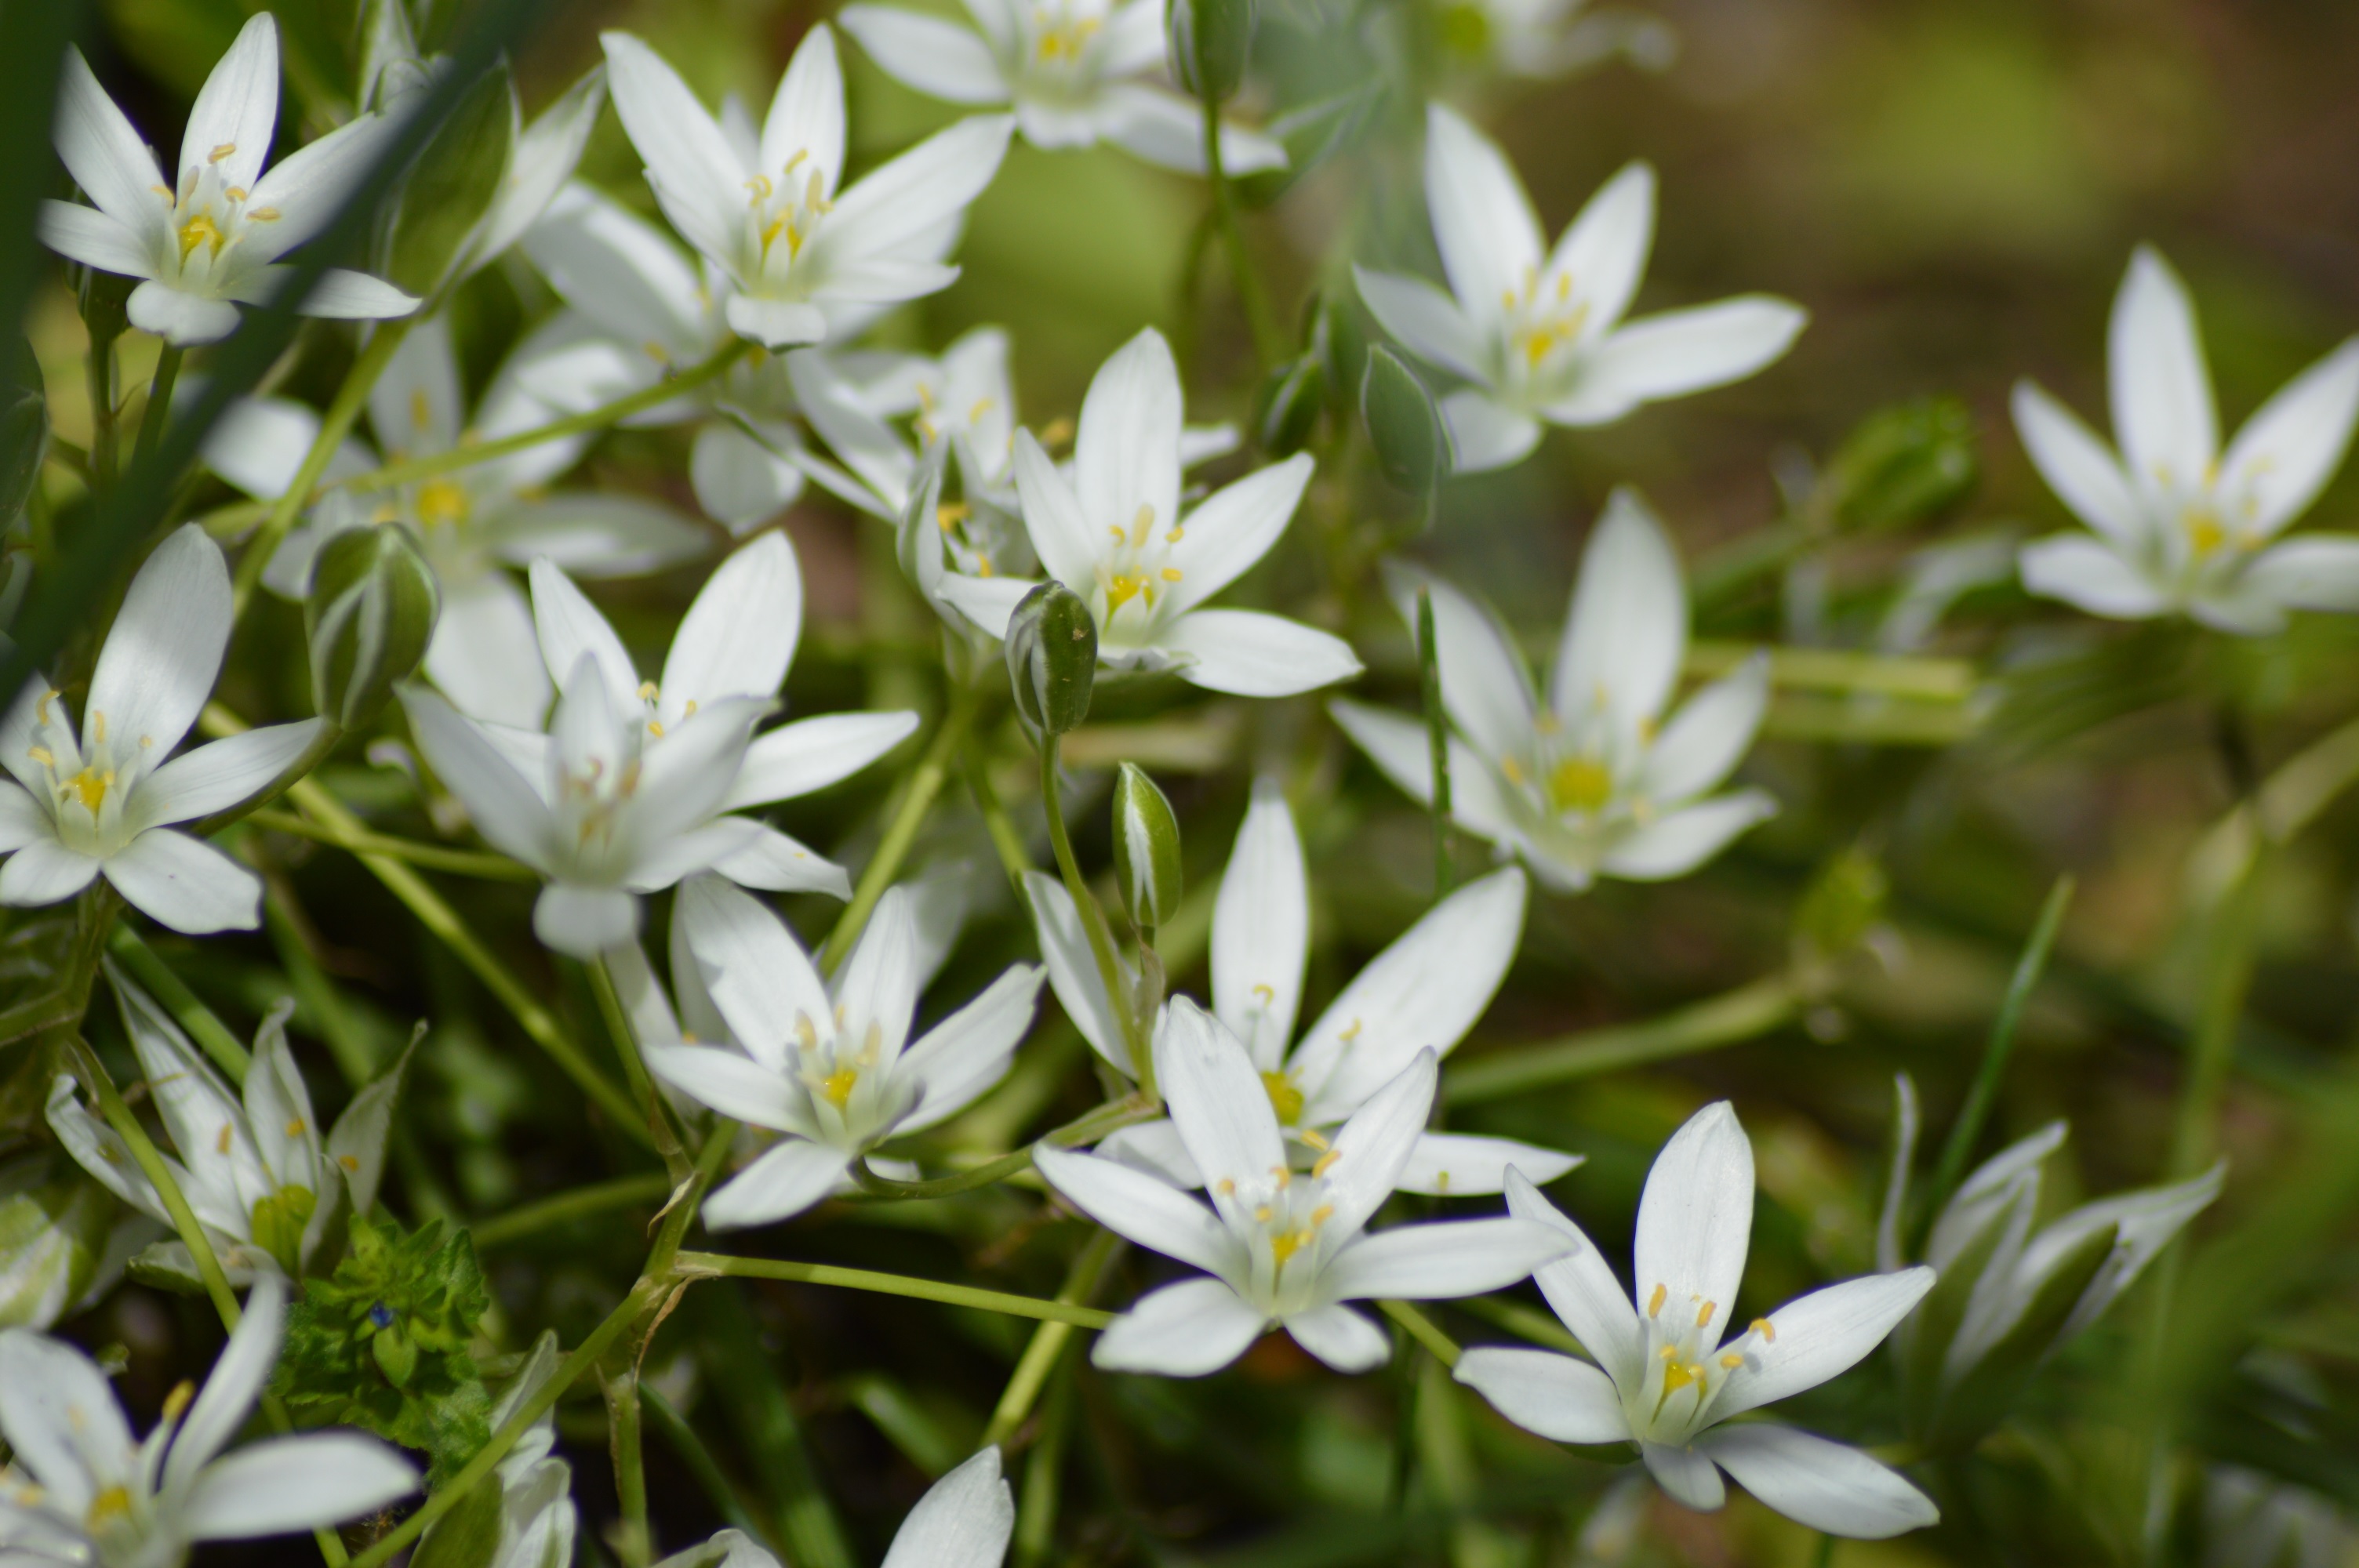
[135,720,323,830]
[1596,789,1776,881]
[369,316,464,463]
[104,830,262,935]
[692,422,807,532]
[2012,380,2144,549]
[1163,454,1313,617]
[812,113,1012,272]
[1550,299,1805,426]
[1393,1132,1581,1196]
[1096,1119,1201,1186]
[1090,1276,1267,1377]
[2241,535,2359,613]
[1282,1303,1390,1373]
[242,114,403,257]
[230,267,419,322]
[398,688,553,866]
[1423,103,1543,328]
[600,31,751,268]
[207,396,373,505]
[0,781,48,853]
[1293,867,1525,1120]
[533,884,641,957]
[703,1139,855,1229]
[1550,488,1685,731]
[706,822,852,898]
[1379,561,1536,766]
[2026,1162,2222,1345]
[1033,1145,1238,1279]
[2110,247,2217,487]
[169,1273,286,1490]
[472,67,609,270]
[1023,871,1132,1073]
[1697,1425,1938,1539]
[1321,1216,1570,1301]
[1440,388,1541,475]
[529,560,642,709]
[659,532,801,725]
[1328,697,1436,806]
[1211,782,1308,1070]
[679,876,831,1070]
[2219,337,2359,539]
[0,1327,132,1513]
[644,1043,806,1132]
[1158,609,1363,697]
[1632,1102,1754,1338]
[177,13,278,194]
[1641,1440,1725,1512]
[1354,265,1485,383]
[1546,162,1654,339]
[838,6,1010,106]
[1,840,103,908]
[1455,1346,1630,1444]
[89,524,231,767]
[724,713,918,811]
[833,887,921,1068]
[522,182,708,354]
[879,1446,1015,1568]
[427,572,554,728]
[53,48,168,234]
[185,1432,419,1540]
[128,281,242,345]
[1639,657,1767,805]
[2017,534,2171,620]
[487,496,710,579]
[896,964,1043,1132]
[37,201,154,280]
[1074,329,1184,561]
[1710,1267,1936,1421]
[1311,1049,1436,1240]
[728,295,829,350]
[761,25,848,200]
[1158,998,1290,1231]
[938,572,1037,640]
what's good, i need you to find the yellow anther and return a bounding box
[747,173,773,202]
[1271,1164,1293,1189]
[339,1154,360,1173]
[784,150,809,173]
[209,143,238,162]
[151,183,173,198]
[416,478,469,528]
[176,212,225,263]
[795,1014,821,1050]
[162,1379,196,1421]
[285,1118,307,1138]
[1254,1204,1274,1222]
[1310,1204,1333,1225]
[2185,506,2227,556]
[1216,1178,1236,1195]
[93,712,106,743]
[937,501,971,530]
[1299,1127,1330,1152]
[1648,1283,1667,1319]
[1338,1018,1363,1043]
[1252,982,1275,1003]
[818,1068,860,1109]
[1166,526,1183,543]
[1434,1171,1452,1192]
[1269,1227,1310,1265]
[1131,503,1154,546]
[1750,1317,1776,1342]
[684,699,699,717]
[647,720,665,738]
[1105,574,1148,612]
[1499,754,1526,786]
[247,206,279,221]
[1658,1344,1676,1360]
[225,186,246,201]
[27,746,53,768]
[1312,1148,1341,1178]
[88,1485,134,1527]
[1107,525,1127,542]
[216,1125,234,1154]
[411,390,431,430]
[1548,757,1613,815]
[638,681,660,701]
[976,557,994,577]
[1160,568,1183,583]
[1696,1300,1715,1329]
[1261,1071,1303,1124]
[1720,1352,1744,1370]
[1040,417,1076,448]
[969,397,994,423]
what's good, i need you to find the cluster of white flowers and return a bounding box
[19,0,2337,1558]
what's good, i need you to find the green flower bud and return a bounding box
[376,62,518,298]
[0,1152,117,1330]
[1112,763,1183,931]
[1167,0,1256,102]
[1793,846,1888,970]
[1252,354,1325,458]
[1361,344,1450,495]
[1006,581,1097,742]
[1824,397,1978,535]
[307,524,442,730]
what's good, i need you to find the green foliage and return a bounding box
[274,1217,494,1487]
[376,60,515,299]
[1823,395,1980,535]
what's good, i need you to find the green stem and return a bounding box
[472,1174,676,1251]
[642,1383,773,1550]
[131,344,183,470]
[649,1124,740,1281]
[339,341,752,496]
[245,808,538,880]
[1917,877,2075,1234]
[1199,85,1284,368]
[1456,1296,1582,1356]
[845,1095,1164,1203]
[963,743,1037,908]
[591,954,685,1171]
[2169,856,2262,1179]
[818,684,975,974]
[980,1228,1123,1448]
[106,925,253,1084]
[602,1364,652,1568]
[86,328,118,492]
[1416,589,1452,897]
[232,318,414,619]
[1012,1363,1073,1568]
[65,1035,240,1326]
[1440,974,1799,1105]
[675,1253,1118,1330]
[1380,1301,1461,1369]
[1040,735,1154,1095]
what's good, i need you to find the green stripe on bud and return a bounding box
[1112,762,1183,931]
[1007,580,1097,742]
[307,524,442,730]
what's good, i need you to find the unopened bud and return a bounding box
[307,524,441,730]
[1361,344,1449,495]
[1006,581,1096,741]
[1794,846,1888,968]
[1168,0,1256,101]
[1252,354,1324,457]
[1112,763,1183,930]
[1825,397,1978,535]
[0,1152,118,1330]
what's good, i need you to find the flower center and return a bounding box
[1260,1071,1303,1126]
[745,153,833,286]
[157,151,277,292]
[793,1011,899,1141]
[24,694,153,857]
[85,1486,134,1531]
[1630,1279,1778,1443]
[416,478,470,529]
[1095,503,1184,632]
[1545,756,1613,815]
[1501,266,1590,383]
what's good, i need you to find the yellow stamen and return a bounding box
[1299,1127,1330,1152]
[937,502,971,530]
[1166,526,1183,543]
[1719,1352,1744,1369]
[411,390,431,430]
[817,1068,859,1109]
[1216,1178,1236,1195]
[209,143,237,162]
[1131,504,1154,546]
[27,746,53,767]
[1160,568,1183,583]
[216,1125,233,1154]
[638,681,659,702]
[1750,1317,1775,1342]
[339,1154,360,1173]
[162,1379,196,1421]
[1696,1300,1715,1329]
[1338,1018,1363,1042]
[176,212,226,264]
[1262,1072,1303,1124]
[1547,757,1613,815]
[747,173,773,202]
[416,478,469,528]
[87,1486,133,1527]
[1647,1283,1667,1319]
[648,720,665,738]
[285,1118,307,1138]
[67,768,113,813]
[247,206,279,221]
[1311,1148,1341,1178]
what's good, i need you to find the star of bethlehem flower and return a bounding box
[644,877,1042,1229]
[0,1273,417,1568]
[414,1331,576,1568]
[1455,1104,1940,1539]
[1332,490,1774,893]
[1436,0,1676,82]
[0,525,325,934]
[38,14,420,345]
[601,25,1014,350]
[940,328,1361,697]
[1034,999,1574,1377]
[206,311,707,728]
[654,1446,1013,1568]
[837,0,1286,176]
[1032,780,1579,1194]
[1354,103,1804,474]
[402,533,917,956]
[2014,246,2359,636]
[48,967,404,1287]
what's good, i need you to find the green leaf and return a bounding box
[376,60,516,299]
[1898,1194,2013,1443]
[1926,1220,2118,1455]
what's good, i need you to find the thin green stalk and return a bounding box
[1012,1365,1073,1568]
[963,743,1037,908]
[1417,588,1452,896]
[845,1095,1163,1202]
[677,1253,1118,1330]
[1456,1296,1581,1356]
[340,341,752,495]
[1441,974,1799,1105]
[2169,855,2262,1179]
[247,808,539,879]
[232,318,414,619]
[980,1228,1124,1449]
[602,1365,652,1568]
[1198,86,1284,368]
[1039,735,1154,1095]
[473,1174,675,1250]
[106,925,252,1083]
[1917,876,2075,1235]
[591,955,683,1171]
[642,1383,772,1550]
[650,1124,740,1280]
[64,1035,240,1326]
[131,343,182,469]
[86,327,118,492]
[1380,1301,1461,1369]
[819,685,976,974]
